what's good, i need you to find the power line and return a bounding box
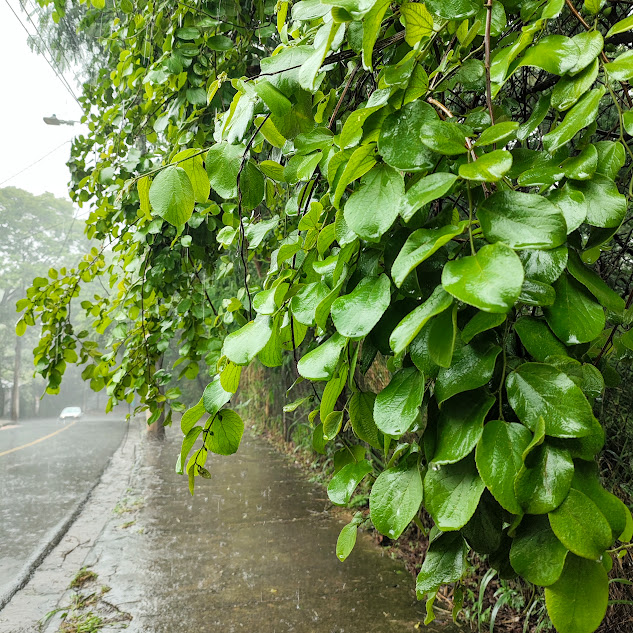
[0,140,70,187]
[3,0,81,107]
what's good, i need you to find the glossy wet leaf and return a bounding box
[435,339,501,404]
[349,391,382,449]
[425,455,485,531]
[544,274,605,346]
[419,121,470,155]
[551,59,599,111]
[378,101,437,172]
[297,333,348,381]
[344,164,404,241]
[474,121,519,147]
[478,191,567,250]
[149,165,195,226]
[323,410,344,441]
[206,409,244,455]
[389,286,453,354]
[518,35,579,75]
[604,49,633,81]
[442,243,524,313]
[331,274,391,339]
[391,224,464,288]
[514,317,568,362]
[475,420,532,514]
[374,367,425,436]
[506,362,597,437]
[549,489,612,559]
[202,377,232,416]
[461,311,506,344]
[542,88,605,154]
[181,397,206,434]
[223,316,273,365]
[427,306,457,368]
[401,1,433,46]
[514,443,574,514]
[459,150,513,182]
[416,532,468,597]
[432,390,495,465]
[336,521,358,561]
[567,176,627,228]
[327,459,372,505]
[510,515,568,586]
[172,149,210,203]
[400,173,459,222]
[290,282,330,327]
[545,555,608,633]
[425,0,479,19]
[205,142,243,199]
[566,250,625,312]
[370,453,423,539]
[519,279,556,306]
[518,246,568,284]
[546,184,586,234]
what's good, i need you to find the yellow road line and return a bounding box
[0,420,78,458]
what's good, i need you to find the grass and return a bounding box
[69,568,98,590]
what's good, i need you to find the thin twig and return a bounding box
[484,0,495,125]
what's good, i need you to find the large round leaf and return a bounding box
[510,514,568,586]
[327,459,373,505]
[297,333,348,381]
[506,363,596,438]
[419,120,470,155]
[343,164,404,241]
[518,246,568,284]
[549,489,613,560]
[458,150,513,182]
[374,367,425,437]
[432,390,495,465]
[514,317,568,363]
[369,453,423,539]
[148,165,195,226]
[514,444,574,514]
[545,555,608,633]
[425,0,478,20]
[442,243,524,313]
[416,532,468,598]
[544,274,605,346]
[546,184,586,234]
[475,420,532,514]
[424,455,485,531]
[206,409,244,455]
[331,274,391,339]
[567,176,627,228]
[205,142,243,198]
[223,316,273,366]
[378,100,437,171]
[290,282,331,327]
[478,191,567,250]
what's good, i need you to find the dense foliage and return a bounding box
[21,0,633,630]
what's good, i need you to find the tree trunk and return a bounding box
[11,335,21,421]
[146,407,165,440]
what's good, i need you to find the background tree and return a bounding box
[21,1,633,631]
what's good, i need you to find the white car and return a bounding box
[59,406,82,421]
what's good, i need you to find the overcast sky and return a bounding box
[0,0,88,201]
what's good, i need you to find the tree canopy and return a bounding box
[21,0,633,631]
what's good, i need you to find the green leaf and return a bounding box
[478,191,567,250]
[370,453,423,538]
[207,34,233,51]
[518,35,580,75]
[400,173,459,222]
[517,94,551,141]
[461,311,506,344]
[137,175,151,217]
[506,362,597,438]
[544,274,606,346]
[427,306,457,368]
[514,317,568,362]
[349,391,382,449]
[181,396,206,434]
[420,121,470,155]
[391,224,464,288]
[202,377,232,415]
[374,367,425,437]
[545,555,608,633]
[432,390,495,465]
[435,339,501,405]
[332,143,377,209]
[416,532,468,597]
[223,316,273,365]
[510,515,568,586]
[252,79,292,116]
[401,2,433,47]
[327,459,373,505]
[425,0,479,19]
[205,142,243,199]
[606,15,633,39]
[148,165,195,226]
[542,88,605,154]
[546,184,586,233]
[594,141,625,180]
[389,286,453,354]
[206,409,244,455]
[297,333,348,381]
[361,0,390,70]
[474,122,519,147]
[514,443,574,514]
[172,149,210,204]
[336,521,359,561]
[424,455,485,531]
[476,420,532,514]
[549,489,613,559]
[459,150,513,182]
[378,101,438,172]
[551,59,599,112]
[343,164,404,241]
[567,176,627,228]
[442,243,524,313]
[290,282,330,326]
[331,274,391,339]
[604,49,633,81]
[566,250,625,312]
[568,31,603,74]
[519,279,556,307]
[178,426,203,474]
[561,144,598,181]
[320,366,348,426]
[518,246,568,284]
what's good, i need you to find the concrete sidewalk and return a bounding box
[4,425,456,633]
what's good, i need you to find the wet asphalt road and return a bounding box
[0,413,128,598]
